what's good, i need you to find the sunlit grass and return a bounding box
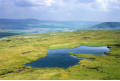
[0,30,120,80]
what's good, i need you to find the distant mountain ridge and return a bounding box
[0,18,41,30]
[92,22,120,30]
[0,18,40,24]
[0,32,20,38]
[0,19,120,38]
[0,19,120,30]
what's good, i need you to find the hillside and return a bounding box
[92,22,120,30]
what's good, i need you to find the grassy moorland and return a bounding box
[0,30,120,80]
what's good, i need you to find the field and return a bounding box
[0,30,120,80]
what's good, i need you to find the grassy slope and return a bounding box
[0,30,120,80]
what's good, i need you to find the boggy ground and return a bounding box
[0,30,120,80]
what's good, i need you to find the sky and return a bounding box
[0,0,120,21]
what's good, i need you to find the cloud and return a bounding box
[0,0,120,21]
[92,0,120,12]
[15,0,56,7]
[12,0,120,12]
[44,0,56,6]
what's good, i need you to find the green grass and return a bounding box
[0,30,120,80]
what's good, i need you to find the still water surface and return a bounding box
[26,46,110,68]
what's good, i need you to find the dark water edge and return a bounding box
[26,46,110,68]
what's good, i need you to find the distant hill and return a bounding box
[0,32,20,38]
[92,22,120,30]
[0,19,40,29]
[0,18,40,24]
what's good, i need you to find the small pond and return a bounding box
[26,46,110,68]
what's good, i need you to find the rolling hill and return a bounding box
[92,22,120,30]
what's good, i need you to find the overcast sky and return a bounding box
[0,0,120,21]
